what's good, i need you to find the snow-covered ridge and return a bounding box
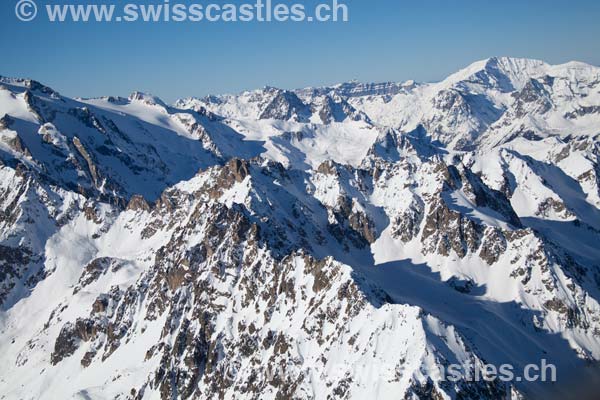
[175,56,600,151]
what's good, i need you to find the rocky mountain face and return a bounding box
[1,57,600,399]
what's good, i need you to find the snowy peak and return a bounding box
[0,76,62,99]
[445,56,600,94]
[257,88,311,121]
[443,56,550,91]
[127,91,168,108]
[343,57,600,149]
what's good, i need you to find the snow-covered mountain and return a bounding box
[1,57,600,399]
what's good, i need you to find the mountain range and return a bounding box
[1,57,600,399]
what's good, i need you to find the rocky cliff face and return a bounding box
[1,58,600,399]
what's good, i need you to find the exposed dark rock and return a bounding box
[259,90,311,122]
[50,322,80,365]
[226,158,250,183]
[72,136,100,187]
[127,195,151,212]
[0,114,14,130]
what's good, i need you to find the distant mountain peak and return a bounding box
[128,91,167,107]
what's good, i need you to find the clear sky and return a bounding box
[1,0,599,102]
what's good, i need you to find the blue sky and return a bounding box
[1,0,599,102]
